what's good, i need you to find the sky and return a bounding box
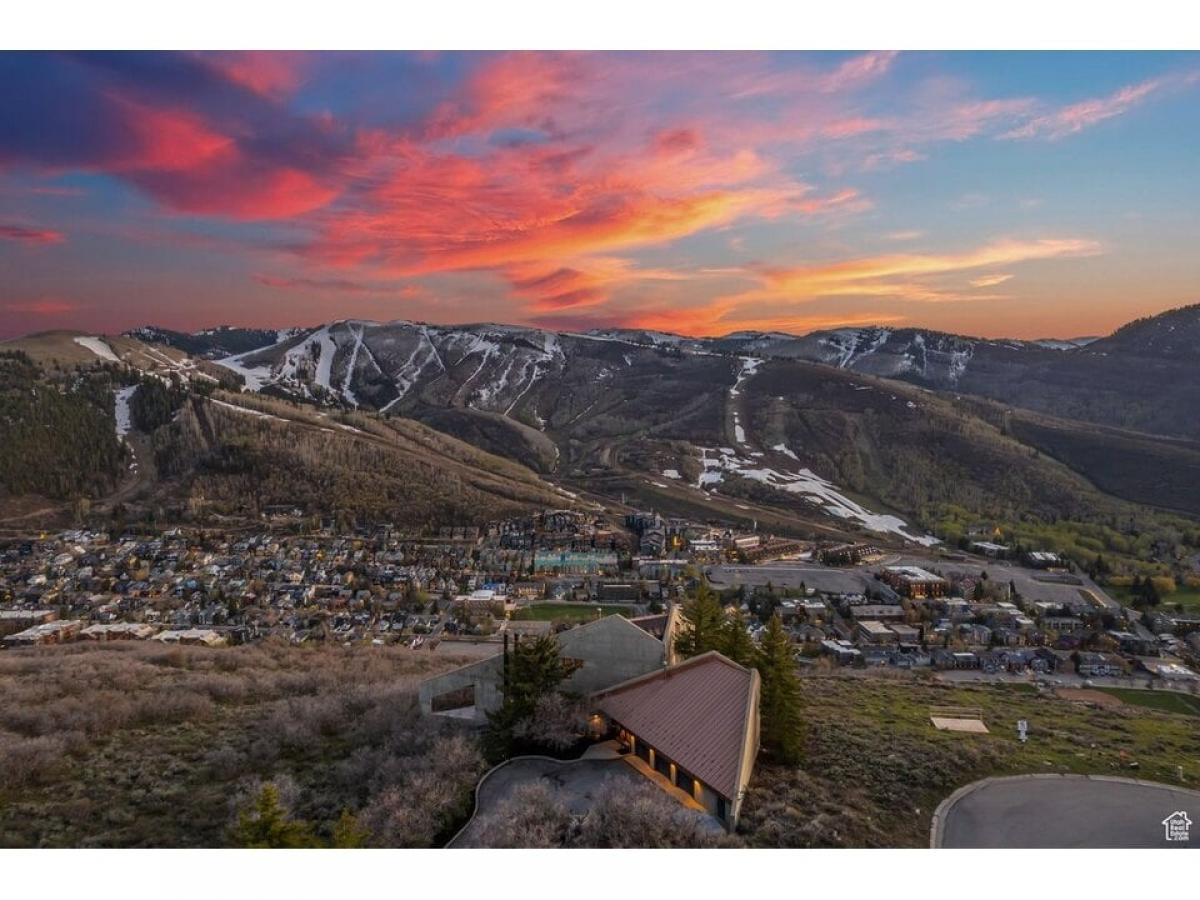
[2,50,1198,340]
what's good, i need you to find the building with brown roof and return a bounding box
[592,651,760,829]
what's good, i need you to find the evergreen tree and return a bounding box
[483,635,578,761]
[330,809,370,848]
[718,609,757,667]
[673,580,725,659]
[229,784,318,848]
[756,615,804,765]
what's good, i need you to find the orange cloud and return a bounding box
[626,237,1100,338]
[254,273,379,294]
[969,273,1014,288]
[758,238,1100,296]
[629,299,906,337]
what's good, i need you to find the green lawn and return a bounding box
[1107,585,1200,613]
[1095,688,1200,717]
[512,603,630,623]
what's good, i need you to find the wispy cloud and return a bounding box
[254,273,379,294]
[0,223,65,245]
[758,238,1099,295]
[4,297,80,315]
[1000,75,1193,140]
[633,237,1100,337]
[969,273,1014,288]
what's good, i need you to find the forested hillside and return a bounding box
[0,351,127,501]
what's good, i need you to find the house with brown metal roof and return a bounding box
[592,650,760,830]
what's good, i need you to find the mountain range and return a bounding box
[124,304,1200,537]
[3,304,1197,551]
[135,302,1200,443]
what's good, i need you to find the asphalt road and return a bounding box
[936,776,1200,848]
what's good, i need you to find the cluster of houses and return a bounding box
[772,565,1200,683]
[0,511,761,650]
[4,518,1198,694]
[0,524,585,649]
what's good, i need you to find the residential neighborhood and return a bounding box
[4,508,1198,690]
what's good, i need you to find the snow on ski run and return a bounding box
[729,356,761,445]
[694,446,938,546]
[341,324,366,406]
[208,398,290,423]
[215,351,272,392]
[312,326,338,392]
[113,385,137,437]
[74,336,120,362]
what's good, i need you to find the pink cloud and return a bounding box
[0,223,65,245]
[4,297,80,315]
[1000,77,1171,140]
[201,51,311,98]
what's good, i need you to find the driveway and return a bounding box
[450,755,723,847]
[934,775,1200,848]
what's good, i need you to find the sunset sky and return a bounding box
[2,50,1198,340]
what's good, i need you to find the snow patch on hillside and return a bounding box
[312,326,338,391]
[821,328,891,368]
[208,398,289,423]
[694,447,938,546]
[74,336,120,363]
[215,351,272,392]
[729,356,761,446]
[342,324,366,406]
[113,385,136,437]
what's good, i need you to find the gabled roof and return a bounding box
[558,610,665,650]
[593,651,759,799]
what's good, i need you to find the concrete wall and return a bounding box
[418,655,505,723]
[418,615,666,724]
[728,670,761,828]
[558,615,667,696]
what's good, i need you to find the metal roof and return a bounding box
[594,651,758,799]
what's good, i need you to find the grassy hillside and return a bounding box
[1005,413,1200,517]
[740,674,1200,848]
[746,361,1110,523]
[737,360,1200,568]
[150,391,576,526]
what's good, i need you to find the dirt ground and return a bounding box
[1055,688,1124,707]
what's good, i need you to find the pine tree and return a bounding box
[330,809,370,848]
[719,609,757,667]
[229,784,318,848]
[756,614,804,765]
[673,580,725,659]
[483,635,578,761]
